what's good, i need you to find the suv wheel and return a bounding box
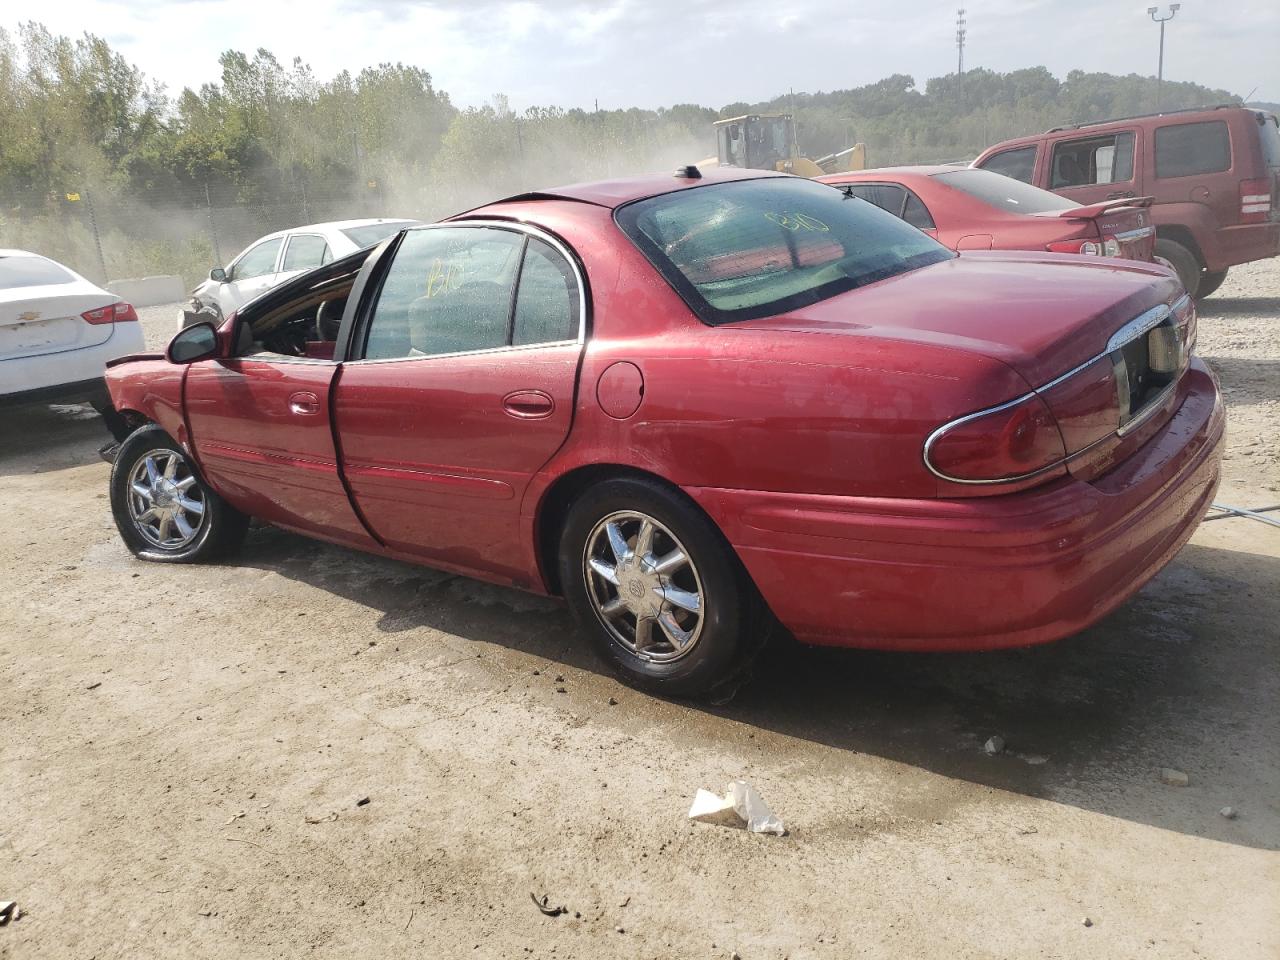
[1155,238,1202,298]
[559,477,769,700]
[1196,268,1229,299]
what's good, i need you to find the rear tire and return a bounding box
[1195,268,1228,300]
[1154,238,1202,298]
[110,424,248,563]
[558,476,768,700]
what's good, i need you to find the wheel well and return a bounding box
[534,464,705,596]
[1155,225,1205,269]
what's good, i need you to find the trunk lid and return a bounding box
[735,250,1183,387]
[0,284,116,361]
[1035,198,1156,261]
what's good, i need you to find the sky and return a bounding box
[5,0,1278,109]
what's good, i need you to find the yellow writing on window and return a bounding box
[426,258,463,297]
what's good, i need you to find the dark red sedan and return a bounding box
[103,169,1223,699]
[820,165,1157,261]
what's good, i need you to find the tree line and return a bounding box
[0,20,1240,283]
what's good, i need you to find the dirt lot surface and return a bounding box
[2,268,1278,959]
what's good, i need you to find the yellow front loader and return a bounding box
[705,114,866,177]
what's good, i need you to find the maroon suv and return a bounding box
[973,106,1280,298]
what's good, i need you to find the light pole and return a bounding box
[1147,4,1181,111]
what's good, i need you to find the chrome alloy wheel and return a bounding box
[126,448,207,549]
[582,510,705,663]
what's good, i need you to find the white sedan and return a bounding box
[180,218,417,327]
[1,249,145,421]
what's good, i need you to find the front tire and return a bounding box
[109,424,247,562]
[558,476,768,700]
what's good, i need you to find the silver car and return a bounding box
[180,218,417,328]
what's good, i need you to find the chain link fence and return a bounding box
[0,179,408,293]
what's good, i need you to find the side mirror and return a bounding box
[167,321,220,364]
[210,266,227,282]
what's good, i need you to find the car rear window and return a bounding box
[0,255,76,289]
[615,177,953,325]
[933,169,1077,213]
[1155,120,1231,178]
[1258,113,1280,168]
[341,222,412,248]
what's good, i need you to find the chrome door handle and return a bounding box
[289,391,321,415]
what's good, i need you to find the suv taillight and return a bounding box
[82,301,139,325]
[1240,179,1272,224]
[924,393,1068,484]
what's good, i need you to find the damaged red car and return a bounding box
[103,169,1224,699]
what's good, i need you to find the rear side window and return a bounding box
[616,177,952,325]
[282,235,331,271]
[903,192,936,229]
[512,238,579,345]
[1051,132,1135,187]
[977,146,1037,183]
[0,255,75,289]
[842,183,906,216]
[934,169,1077,213]
[1155,121,1231,178]
[1258,113,1280,167]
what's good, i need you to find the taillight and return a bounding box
[924,393,1067,484]
[82,301,139,325]
[1240,178,1272,224]
[1047,237,1121,257]
[1047,239,1102,255]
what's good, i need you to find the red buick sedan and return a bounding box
[820,165,1157,261]
[103,169,1223,699]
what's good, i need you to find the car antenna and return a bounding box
[674,164,702,179]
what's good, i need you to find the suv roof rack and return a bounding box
[1045,103,1241,134]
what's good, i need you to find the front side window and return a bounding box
[616,177,952,325]
[1051,132,1135,188]
[1155,121,1231,178]
[231,238,283,281]
[934,169,1078,213]
[282,235,331,271]
[977,146,1037,183]
[342,221,415,248]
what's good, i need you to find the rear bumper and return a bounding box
[1202,221,1280,271]
[0,376,109,407]
[688,360,1224,651]
[0,324,146,400]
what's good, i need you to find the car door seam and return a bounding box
[328,361,387,548]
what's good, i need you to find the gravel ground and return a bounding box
[1,264,1277,959]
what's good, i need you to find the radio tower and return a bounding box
[956,8,967,101]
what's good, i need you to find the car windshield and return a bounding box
[934,169,1078,213]
[0,255,76,289]
[615,177,953,324]
[340,222,412,248]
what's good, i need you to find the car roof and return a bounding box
[0,248,46,258]
[475,167,790,212]
[821,165,963,182]
[979,105,1268,153]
